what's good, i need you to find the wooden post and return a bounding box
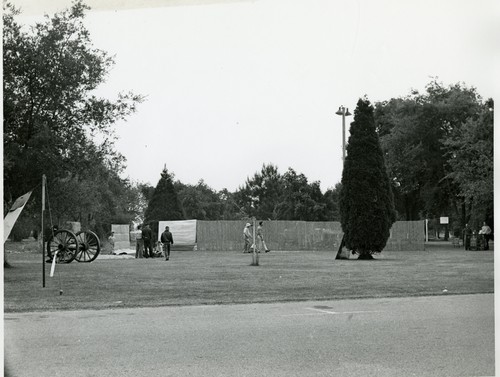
[251,218,259,266]
[41,175,46,287]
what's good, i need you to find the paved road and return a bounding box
[4,294,494,377]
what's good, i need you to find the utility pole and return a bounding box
[335,106,352,162]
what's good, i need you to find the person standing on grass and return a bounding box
[142,224,154,258]
[243,223,253,253]
[135,224,144,258]
[479,222,492,250]
[463,224,472,250]
[161,226,174,261]
[256,221,271,253]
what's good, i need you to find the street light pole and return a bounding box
[335,106,352,261]
[335,106,352,162]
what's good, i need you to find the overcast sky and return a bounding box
[14,0,498,192]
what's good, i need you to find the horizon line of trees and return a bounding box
[4,2,493,241]
[140,164,341,226]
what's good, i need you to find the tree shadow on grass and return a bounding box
[335,254,399,262]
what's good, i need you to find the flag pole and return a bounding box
[42,175,46,287]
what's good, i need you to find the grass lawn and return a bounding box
[3,242,494,313]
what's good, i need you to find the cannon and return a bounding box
[47,229,101,263]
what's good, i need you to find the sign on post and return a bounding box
[440,217,450,241]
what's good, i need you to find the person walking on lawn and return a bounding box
[161,226,174,261]
[243,223,253,253]
[256,221,271,253]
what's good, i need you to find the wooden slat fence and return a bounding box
[385,220,425,251]
[196,220,424,252]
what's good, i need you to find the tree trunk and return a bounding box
[357,251,374,260]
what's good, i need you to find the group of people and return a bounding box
[243,221,271,253]
[132,220,272,259]
[134,224,174,261]
[112,220,273,258]
[463,222,493,250]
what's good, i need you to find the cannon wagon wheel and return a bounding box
[75,230,101,262]
[47,230,79,263]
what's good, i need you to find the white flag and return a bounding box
[4,191,33,242]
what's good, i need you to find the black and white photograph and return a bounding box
[3,0,496,376]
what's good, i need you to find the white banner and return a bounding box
[158,220,197,245]
[4,191,33,242]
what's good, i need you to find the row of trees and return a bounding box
[141,165,341,227]
[4,2,493,243]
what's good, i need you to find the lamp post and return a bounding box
[335,106,352,162]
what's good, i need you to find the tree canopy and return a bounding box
[233,164,338,221]
[144,168,183,223]
[175,180,222,220]
[375,80,493,230]
[3,1,144,238]
[442,98,494,227]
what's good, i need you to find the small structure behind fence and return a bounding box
[112,224,130,251]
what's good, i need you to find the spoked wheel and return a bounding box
[75,230,101,262]
[47,230,79,264]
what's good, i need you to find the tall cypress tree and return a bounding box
[339,98,396,259]
[145,168,183,223]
